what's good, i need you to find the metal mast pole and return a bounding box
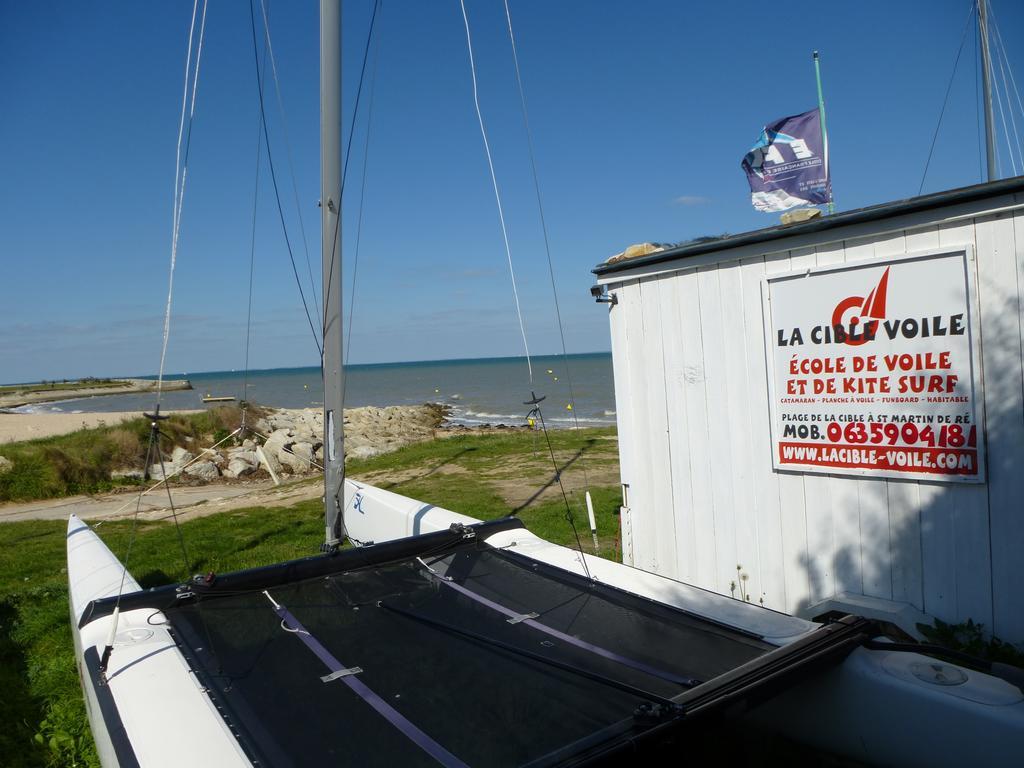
[978,0,997,181]
[813,50,834,215]
[321,0,344,548]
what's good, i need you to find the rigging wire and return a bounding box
[248,0,322,358]
[153,430,192,576]
[113,427,161,608]
[258,0,322,322]
[919,3,975,195]
[106,5,208,668]
[502,0,590,490]
[322,0,383,359]
[242,20,271,411]
[101,426,162,677]
[344,1,384,376]
[988,4,1024,172]
[107,0,208,656]
[989,9,1024,144]
[525,396,593,581]
[458,0,534,384]
[157,0,208,404]
[242,123,263,409]
[989,45,1017,176]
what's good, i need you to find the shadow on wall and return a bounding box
[794,272,1023,647]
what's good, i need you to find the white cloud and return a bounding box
[672,195,710,206]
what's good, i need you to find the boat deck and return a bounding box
[80,519,874,766]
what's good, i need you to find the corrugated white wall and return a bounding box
[602,191,1024,643]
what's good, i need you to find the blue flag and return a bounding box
[741,109,830,212]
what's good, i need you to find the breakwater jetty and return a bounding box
[0,378,192,409]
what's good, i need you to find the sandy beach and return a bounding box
[0,411,149,444]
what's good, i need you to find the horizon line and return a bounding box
[142,350,613,379]
[5,350,613,386]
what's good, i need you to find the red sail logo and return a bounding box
[830,267,890,347]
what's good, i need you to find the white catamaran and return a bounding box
[69,2,1024,766]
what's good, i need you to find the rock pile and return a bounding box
[132,404,448,485]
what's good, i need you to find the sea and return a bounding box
[15,353,616,428]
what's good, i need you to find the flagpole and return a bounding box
[978,0,997,181]
[813,50,834,214]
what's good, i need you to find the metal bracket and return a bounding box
[633,701,682,725]
[448,522,476,540]
[589,285,617,305]
[321,666,363,683]
[506,612,539,625]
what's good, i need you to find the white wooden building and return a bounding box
[592,177,1024,644]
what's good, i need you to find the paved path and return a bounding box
[0,478,323,523]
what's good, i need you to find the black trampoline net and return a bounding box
[165,541,773,767]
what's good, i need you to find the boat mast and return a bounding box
[321,0,344,548]
[978,0,997,181]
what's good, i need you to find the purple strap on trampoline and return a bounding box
[435,575,698,688]
[271,603,468,768]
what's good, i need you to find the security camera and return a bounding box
[590,284,617,304]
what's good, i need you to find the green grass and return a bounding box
[0,407,248,503]
[348,426,617,475]
[0,427,619,767]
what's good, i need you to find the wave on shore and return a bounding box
[7,402,87,415]
[447,405,615,428]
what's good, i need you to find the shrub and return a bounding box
[918,618,1024,668]
[0,452,59,501]
[0,407,255,502]
[43,446,112,496]
[107,429,143,468]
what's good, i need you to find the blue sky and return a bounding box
[2,0,1022,383]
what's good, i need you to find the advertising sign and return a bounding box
[763,250,985,482]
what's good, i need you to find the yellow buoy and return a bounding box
[553,377,558,381]
[566,403,573,411]
[546,369,553,375]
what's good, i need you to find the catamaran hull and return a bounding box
[68,515,251,768]
[343,479,1024,767]
[69,606,119,768]
[68,481,1024,766]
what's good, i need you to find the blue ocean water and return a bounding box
[19,353,616,428]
